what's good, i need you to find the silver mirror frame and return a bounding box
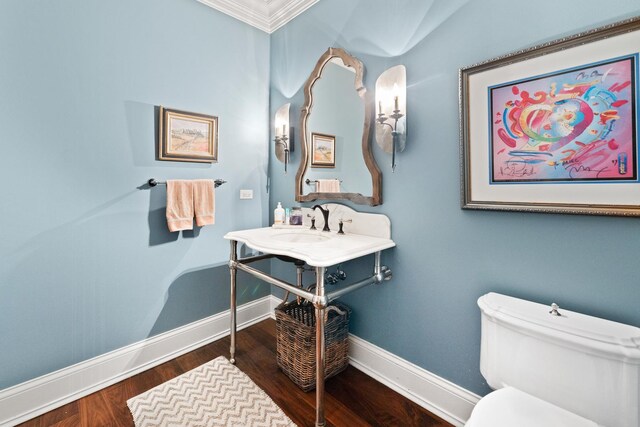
[295,47,382,206]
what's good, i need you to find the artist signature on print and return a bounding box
[500,156,611,180]
[500,161,535,178]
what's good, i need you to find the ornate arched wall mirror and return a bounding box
[295,48,382,206]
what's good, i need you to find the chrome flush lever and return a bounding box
[549,303,562,316]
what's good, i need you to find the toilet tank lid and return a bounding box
[478,293,640,359]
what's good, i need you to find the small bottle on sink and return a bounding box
[289,207,303,225]
[274,202,285,225]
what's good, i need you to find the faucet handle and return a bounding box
[549,303,561,316]
[337,218,352,235]
[307,214,316,230]
[325,273,339,285]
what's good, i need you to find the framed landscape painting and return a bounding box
[460,17,640,216]
[159,107,218,163]
[311,133,336,168]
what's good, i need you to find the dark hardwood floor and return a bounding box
[19,319,453,427]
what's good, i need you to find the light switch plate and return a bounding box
[240,189,253,200]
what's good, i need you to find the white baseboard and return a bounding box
[0,296,273,427]
[269,296,479,426]
[1,294,478,427]
[348,335,480,426]
[270,293,283,313]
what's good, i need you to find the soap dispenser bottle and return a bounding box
[274,202,285,225]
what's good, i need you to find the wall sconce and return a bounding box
[375,65,407,172]
[274,103,293,173]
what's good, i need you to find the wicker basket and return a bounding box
[275,300,351,392]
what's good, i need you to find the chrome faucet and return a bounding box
[312,204,330,232]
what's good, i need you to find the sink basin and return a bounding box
[271,231,331,244]
[224,224,395,267]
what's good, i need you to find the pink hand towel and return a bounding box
[166,180,194,232]
[193,179,215,226]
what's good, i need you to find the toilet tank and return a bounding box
[478,292,640,427]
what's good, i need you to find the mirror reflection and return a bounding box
[304,58,370,194]
[295,48,382,206]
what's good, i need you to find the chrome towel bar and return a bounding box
[147,178,227,188]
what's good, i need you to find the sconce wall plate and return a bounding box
[375,65,406,171]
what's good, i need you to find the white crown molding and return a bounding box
[267,0,319,33]
[196,0,319,33]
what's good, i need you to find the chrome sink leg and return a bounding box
[315,266,326,427]
[296,264,304,305]
[229,240,238,364]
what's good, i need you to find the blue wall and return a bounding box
[269,0,640,395]
[0,0,270,389]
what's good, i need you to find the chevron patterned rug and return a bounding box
[127,356,297,427]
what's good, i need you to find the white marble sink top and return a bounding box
[224,226,395,267]
[270,231,332,244]
[224,203,395,267]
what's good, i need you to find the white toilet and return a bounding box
[466,292,640,427]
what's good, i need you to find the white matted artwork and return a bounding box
[460,17,640,216]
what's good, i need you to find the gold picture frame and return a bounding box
[311,132,336,168]
[158,106,218,163]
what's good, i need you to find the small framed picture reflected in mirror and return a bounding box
[311,132,335,168]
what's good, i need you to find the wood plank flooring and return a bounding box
[19,319,453,427]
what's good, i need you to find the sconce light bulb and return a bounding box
[393,83,400,111]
